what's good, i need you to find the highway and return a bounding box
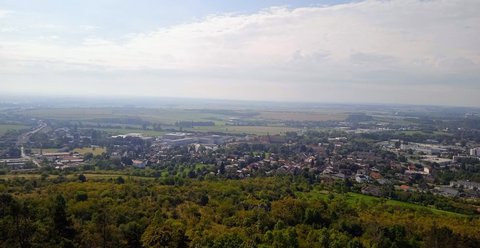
[15,121,46,167]
[16,121,47,146]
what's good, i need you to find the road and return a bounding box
[16,121,47,146]
[20,146,41,167]
[16,121,46,167]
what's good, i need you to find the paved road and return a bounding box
[21,146,41,167]
[16,121,46,146]
[16,121,46,167]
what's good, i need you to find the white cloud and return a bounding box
[1,0,480,106]
[79,25,100,32]
[0,27,18,33]
[0,9,12,18]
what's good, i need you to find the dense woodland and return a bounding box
[1,176,480,248]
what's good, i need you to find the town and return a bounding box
[2,0,480,246]
[2,104,480,207]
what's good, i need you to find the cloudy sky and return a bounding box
[1,0,479,106]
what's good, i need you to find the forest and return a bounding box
[1,175,479,248]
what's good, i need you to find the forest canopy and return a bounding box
[1,175,479,248]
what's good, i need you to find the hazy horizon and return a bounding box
[2,94,480,112]
[1,0,479,107]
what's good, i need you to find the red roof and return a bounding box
[400,185,410,191]
[370,171,383,179]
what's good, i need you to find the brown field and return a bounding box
[21,108,226,124]
[257,111,347,121]
[188,125,302,135]
[73,147,107,156]
[30,148,59,154]
[0,124,29,136]
[93,127,165,137]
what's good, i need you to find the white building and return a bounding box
[355,174,370,183]
[400,143,446,155]
[450,180,480,191]
[132,160,147,168]
[470,147,480,157]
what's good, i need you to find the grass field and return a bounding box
[21,108,233,124]
[16,107,352,136]
[0,124,29,136]
[29,147,106,155]
[30,148,60,154]
[185,125,302,135]
[22,108,118,120]
[93,127,166,137]
[194,163,215,170]
[0,174,42,180]
[296,190,467,217]
[21,107,348,123]
[18,107,350,136]
[257,110,347,121]
[73,147,107,156]
[396,130,452,136]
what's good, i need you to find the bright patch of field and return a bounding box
[0,124,29,136]
[22,108,118,120]
[73,147,107,156]
[21,108,231,124]
[194,163,214,170]
[94,127,166,137]
[257,111,347,121]
[21,107,348,126]
[297,190,467,217]
[372,116,415,125]
[30,148,60,154]
[134,109,217,124]
[186,125,302,135]
[0,174,43,180]
[396,130,452,136]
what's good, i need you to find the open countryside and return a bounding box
[1,0,480,247]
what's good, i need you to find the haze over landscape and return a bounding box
[3,1,480,247]
[1,0,479,106]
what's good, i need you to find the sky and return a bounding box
[0,0,479,106]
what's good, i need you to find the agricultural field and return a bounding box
[29,147,107,156]
[93,127,166,137]
[396,130,452,136]
[73,147,107,156]
[0,124,29,136]
[19,107,235,124]
[20,108,119,120]
[19,107,347,124]
[257,110,347,121]
[185,125,302,135]
[30,148,60,154]
[296,190,468,217]
[15,107,351,136]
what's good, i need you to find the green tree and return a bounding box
[75,191,88,202]
[78,174,87,182]
[213,233,244,248]
[265,227,298,248]
[115,176,125,184]
[53,195,75,247]
[141,213,188,248]
[120,221,145,248]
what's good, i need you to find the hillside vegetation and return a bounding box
[1,176,479,248]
